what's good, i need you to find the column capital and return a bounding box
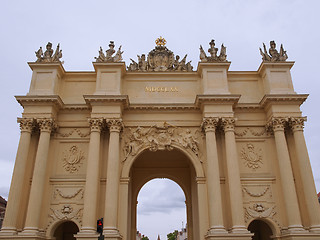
[267,117,289,132]
[106,118,123,133]
[17,118,35,133]
[201,117,219,133]
[88,118,104,132]
[221,117,236,132]
[37,118,57,133]
[289,117,307,132]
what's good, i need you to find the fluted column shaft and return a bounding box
[1,118,34,234]
[290,117,320,232]
[23,118,56,234]
[81,118,104,233]
[269,117,304,231]
[103,119,123,238]
[202,118,226,234]
[222,118,247,233]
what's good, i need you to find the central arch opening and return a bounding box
[137,178,187,240]
[128,148,199,240]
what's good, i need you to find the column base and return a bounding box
[103,228,122,240]
[230,225,251,234]
[279,232,320,240]
[75,231,100,240]
[309,225,320,233]
[205,232,253,240]
[0,228,17,236]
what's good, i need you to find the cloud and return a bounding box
[138,179,186,215]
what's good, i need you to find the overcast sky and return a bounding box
[1,0,320,239]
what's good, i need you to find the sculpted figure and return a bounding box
[95,41,123,62]
[128,58,139,71]
[208,39,218,59]
[259,40,288,62]
[34,42,62,63]
[199,39,227,62]
[138,54,148,71]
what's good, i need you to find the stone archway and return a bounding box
[248,219,273,240]
[125,148,202,240]
[53,220,79,240]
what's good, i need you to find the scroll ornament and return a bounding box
[199,39,227,62]
[241,143,263,170]
[95,41,123,62]
[35,42,62,63]
[259,40,288,62]
[62,146,85,173]
[123,123,201,161]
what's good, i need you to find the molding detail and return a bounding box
[53,188,84,199]
[241,143,263,170]
[62,146,85,173]
[58,128,90,138]
[243,187,269,197]
[245,203,276,222]
[123,123,202,161]
[46,205,83,230]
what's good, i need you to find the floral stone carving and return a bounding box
[35,42,62,63]
[47,205,83,229]
[259,40,288,62]
[127,37,193,72]
[123,123,201,161]
[62,146,85,173]
[199,39,227,62]
[241,143,263,170]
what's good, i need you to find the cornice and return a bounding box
[28,62,65,76]
[234,103,262,110]
[195,94,241,106]
[62,104,90,111]
[83,95,129,108]
[127,103,199,111]
[15,95,64,108]
[259,94,308,108]
[257,61,295,74]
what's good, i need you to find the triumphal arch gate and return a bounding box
[1,37,320,240]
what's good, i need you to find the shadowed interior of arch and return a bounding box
[53,221,79,240]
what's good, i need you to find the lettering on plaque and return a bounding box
[145,86,179,92]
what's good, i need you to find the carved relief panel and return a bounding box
[53,140,89,176]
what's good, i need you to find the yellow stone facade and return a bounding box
[1,40,320,240]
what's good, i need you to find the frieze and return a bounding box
[241,143,263,170]
[62,146,85,173]
[122,123,202,161]
[235,127,268,137]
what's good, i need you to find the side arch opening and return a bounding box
[52,220,79,240]
[247,219,274,240]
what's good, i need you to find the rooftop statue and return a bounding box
[35,42,62,63]
[127,37,193,72]
[95,41,123,62]
[259,40,288,62]
[199,39,227,62]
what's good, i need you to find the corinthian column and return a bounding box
[1,118,34,235]
[22,118,56,234]
[80,118,104,234]
[290,117,320,232]
[103,119,123,239]
[201,117,227,236]
[268,117,304,232]
[221,118,248,233]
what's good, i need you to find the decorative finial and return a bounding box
[155,36,167,46]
